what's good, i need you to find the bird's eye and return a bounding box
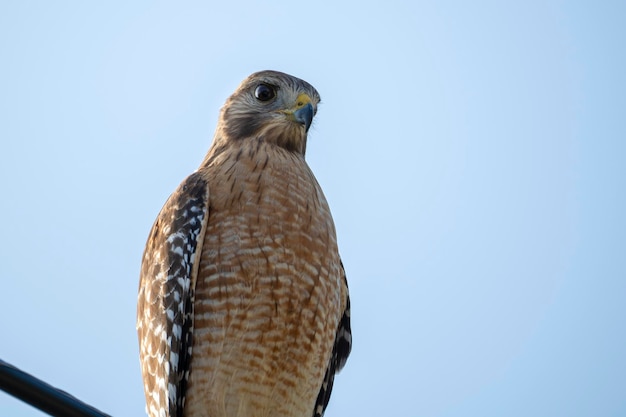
[254,84,276,102]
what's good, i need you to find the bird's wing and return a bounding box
[137,172,209,417]
[313,261,352,417]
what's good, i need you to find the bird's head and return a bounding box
[216,70,321,156]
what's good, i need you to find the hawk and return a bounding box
[137,70,351,417]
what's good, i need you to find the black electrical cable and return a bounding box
[0,359,111,417]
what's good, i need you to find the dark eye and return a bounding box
[254,84,276,102]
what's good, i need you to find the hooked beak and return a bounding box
[283,93,314,132]
[293,102,314,132]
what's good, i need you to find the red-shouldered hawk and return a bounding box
[137,70,351,417]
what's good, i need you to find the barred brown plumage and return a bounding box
[137,70,351,417]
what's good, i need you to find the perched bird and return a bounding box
[137,70,351,417]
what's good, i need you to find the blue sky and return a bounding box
[1,1,625,416]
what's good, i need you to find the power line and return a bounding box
[0,358,111,417]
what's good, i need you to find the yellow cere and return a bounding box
[294,93,312,109]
